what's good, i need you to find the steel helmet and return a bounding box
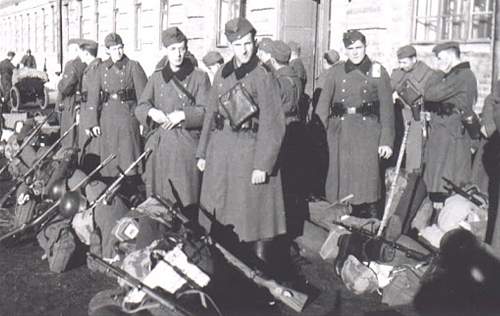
[59,191,88,218]
[48,177,68,201]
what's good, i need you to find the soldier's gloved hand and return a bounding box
[251,170,267,185]
[197,159,206,172]
[163,110,185,130]
[378,146,393,159]
[148,108,169,124]
[91,126,101,137]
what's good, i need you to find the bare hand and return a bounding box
[85,126,101,137]
[251,169,267,185]
[162,110,185,130]
[378,146,393,159]
[148,108,169,124]
[197,159,206,172]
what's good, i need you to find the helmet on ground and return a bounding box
[59,191,88,218]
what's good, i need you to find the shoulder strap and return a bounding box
[171,76,196,105]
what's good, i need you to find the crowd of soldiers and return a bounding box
[2,14,500,315]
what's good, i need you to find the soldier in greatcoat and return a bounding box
[78,40,102,173]
[86,33,147,178]
[196,18,287,270]
[267,40,307,239]
[57,38,87,150]
[316,30,395,219]
[0,51,16,105]
[134,27,210,247]
[422,41,478,202]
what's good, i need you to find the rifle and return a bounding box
[333,220,433,262]
[163,180,308,312]
[88,148,152,208]
[0,112,55,176]
[196,205,308,312]
[377,121,410,237]
[442,177,485,207]
[0,121,79,207]
[87,253,192,316]
[0,154,115,244]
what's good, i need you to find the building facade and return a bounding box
[0,0,495,108]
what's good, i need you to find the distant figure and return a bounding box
[202,50,224,84]
[288,41,307,90]
[257,37,273,71]
[20,49,37,69]
[0,51,16,104]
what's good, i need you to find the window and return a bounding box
[135,1,142,50]
[413,0,494,42]
[159,0,169,48]
[216,0,246,47]
[42,8,47,52]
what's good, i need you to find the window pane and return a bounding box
[415,17,439,41]
[471,13,493,38]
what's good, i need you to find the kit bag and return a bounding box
[37,216,76,273]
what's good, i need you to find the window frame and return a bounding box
[412,0,494,44]
[216,0,246,48]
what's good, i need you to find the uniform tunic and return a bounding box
[87,55,147,177]
[0,58,15,98]
[391,60,434,172]
[316,57,395,205]
[423,62,477,193]
[135,59,210,205]
[79,58,102,161]
[57,57,86,149]
[197,55,286,242]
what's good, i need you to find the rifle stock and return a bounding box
[214,243,308,312]
[442,177,484,207]
[87,253,192,316]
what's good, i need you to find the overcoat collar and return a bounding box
[103,55,130,70]
[345,55,372,74]
[161,59,195,83]
[221,54,259,80]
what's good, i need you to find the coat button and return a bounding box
[341,89,345,92]
[342,79,346,83]
[364,80,368,84]
[363,90,367,93]
[341,117,344,121]
[363,117,366,121]
[341,99,345,102]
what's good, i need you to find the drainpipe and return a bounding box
[312,0,320,94]
[58,0,63,73]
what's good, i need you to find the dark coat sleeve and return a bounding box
[135,74,156,127]
[183,72,210,129]
[131,61,147,102]
[80,68,101,130]
[316,68,336,128]
[253,70,286,172]
[378,66,395,148]
[86,65,102,126]
[57,60,79,97]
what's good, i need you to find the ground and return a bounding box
[0,189,419,316]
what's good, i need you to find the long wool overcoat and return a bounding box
[196,55,286,242]
[316,57,395,205]
[57,57,86,149]
[135,60,210,205]
[423,62,477,193]
[87,55,147,177]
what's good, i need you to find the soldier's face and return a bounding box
[108,44,124,63]
[436,50,453,73]
[230,33,256,66]
[165,42,187,69]
[346,40,366,65]
[398,57,417,72]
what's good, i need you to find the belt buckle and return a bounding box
[347,107,356,114]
